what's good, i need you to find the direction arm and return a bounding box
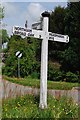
[49,32,69,43]
[32,29,43,39]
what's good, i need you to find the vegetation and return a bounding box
[1,2,80,119]
[2,34,79,82]
[2,29,9,44]
[2,2,80,83]
[49,2,80,74]
[0,4,4,19]
[2,35,40,77]
[0,3,9,53]
[2,94,79,119]
[3,76,79,90]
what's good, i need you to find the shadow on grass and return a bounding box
[34,95,40,107]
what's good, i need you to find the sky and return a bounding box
[1,1,68,36]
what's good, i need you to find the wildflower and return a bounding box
[6,113,8,116]
[16,116,19,118]
[15,107,18,110]
[57,112,61,118]
[17,102,21,107]
[76,103,78,106]
[24,108,26,112]
[66,112,68,115]
[5,108,7,111]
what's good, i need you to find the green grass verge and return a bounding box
[2,94,79,119]
[3,76,79,90]
[0,63,2,75]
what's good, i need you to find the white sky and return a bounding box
[1,0,68,2]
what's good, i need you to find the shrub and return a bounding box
[48,63,64,81]
[2,35,40,78]
[66,71,79,83]
[31,71,40,79]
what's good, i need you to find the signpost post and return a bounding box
[13,11,69,109]
[39,11,50,109]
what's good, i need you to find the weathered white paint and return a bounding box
[39,17,49,109]
[49,32,69,43]
[32,29,43,39]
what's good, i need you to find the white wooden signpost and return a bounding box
[13,11,69,109]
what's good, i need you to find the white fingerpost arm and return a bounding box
[39,11,50,109]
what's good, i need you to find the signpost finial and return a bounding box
[41,11,50,17]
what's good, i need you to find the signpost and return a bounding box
[13,26,43,39]
[16,51,22,78]
[13,11,69,109]
[49,32,69,43]
[13,26,32,37]
[32,21,42,30]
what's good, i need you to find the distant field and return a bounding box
[3,76,79,90]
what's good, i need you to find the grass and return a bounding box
[3,75,79,90]
[2,94,79,119]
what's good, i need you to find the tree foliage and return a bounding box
[49,2,80,74]
[61,2,80,72]
[3,35,40,77]
[49,6,66,34]
[0,4,4,48]
[2,29,9,44]
[0,4,4,20]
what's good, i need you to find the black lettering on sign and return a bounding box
[28,33,34,37]
[15,27,19,30]
[49,33,64,38]
[39,35,41,38]
[14,27,27,32]
[14,31,26,36]
[26,29,32,32]
[49,36,54,40]
[19,27,26,32]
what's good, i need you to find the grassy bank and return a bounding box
[2,94,79,119]
[3,76,79,90]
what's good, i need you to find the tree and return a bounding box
[60,47,79,72]
[0,4,4,20]
[61,2,80,72]
[49,6,66,34]
[3,35,40,77]
[0,4,9,48]
[49,3,80,73]
[49,6,67,62]
[2,29,9,44]
[0,4,4,47]
[65,2,80,38]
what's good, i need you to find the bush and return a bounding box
[65,71,79,83]
[48,63,64,81]
[60,47,79,72]
[2,35,40,78]
[31,71,40,79]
